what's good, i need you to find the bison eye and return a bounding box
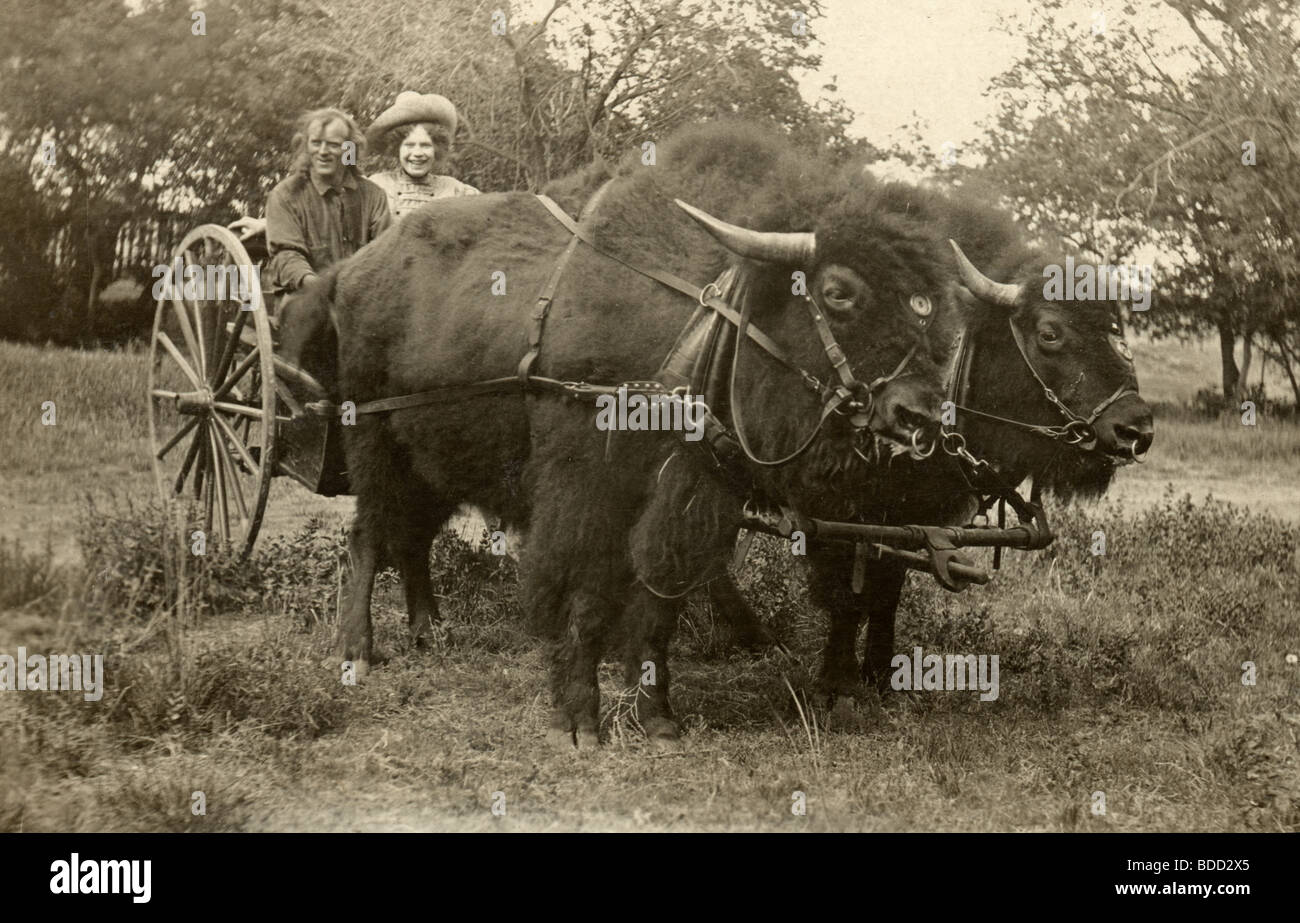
[1037,326,1063,351]
[824,286,853,308]
[814,265,866,317]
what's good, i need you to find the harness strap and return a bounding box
[345,195,838,424]
[518,233,581,384]
[727,271,851,467]
[532,195,819,394]
[1007,317,1138,429]
[349,375,563,415]
[1082,383,1138,424]
[949,403,1089,440]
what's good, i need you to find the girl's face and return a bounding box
[399,125,436,179]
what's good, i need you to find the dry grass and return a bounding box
[1,340,1298,832]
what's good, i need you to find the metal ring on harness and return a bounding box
[698,281,722,308]
[910,426,937,459]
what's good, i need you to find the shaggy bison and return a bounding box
[706,185,1155,713]
[281,123,982,747]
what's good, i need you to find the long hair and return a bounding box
[287,108,368,180]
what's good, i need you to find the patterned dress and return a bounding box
[366,170,480,218]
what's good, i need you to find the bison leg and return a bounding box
[392,504,452,649]
[808,543,863,711]
[543,590,610,750]
[706,574,784,653]
[623,586,682,744]
[335,515,380,680]
[860,557,908,692]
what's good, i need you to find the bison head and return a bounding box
[674,197,963,472]
[949,241,1154,493]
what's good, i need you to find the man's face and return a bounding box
[307,119,349,184]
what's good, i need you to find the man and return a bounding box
[253,107,391,294]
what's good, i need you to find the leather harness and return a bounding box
[338,193,827,419]
[337,191,934,486]
[294,192,1092,592]
[945,315,1140,452]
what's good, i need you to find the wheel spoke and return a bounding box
[173,426,203,496]
[156,330,204,391]
[168,293,203,377]
[212,401,266,420]
[203,438,215,534]
[212,347,259,403]
[213,401,292,424]
[208,428,232,542]
[211,416,250,523]
[156,416,200,461]
[182,249,208,379]
[274,378,304,418]
[212,412,260,481]
[194,423,209,501]
[212,308,248,391]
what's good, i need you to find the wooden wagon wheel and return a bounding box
[147,224,280,557]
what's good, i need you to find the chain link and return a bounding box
[939,428,991,472]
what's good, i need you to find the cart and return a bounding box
[146,224,347,557]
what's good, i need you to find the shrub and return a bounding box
[77,494,264,621]
[0,537,61,610]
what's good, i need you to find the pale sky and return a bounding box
[799,0,1029,150]
[521,0,1186,162]
[800,0,1184,152]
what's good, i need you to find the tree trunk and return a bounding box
[85,257,102,342]
[1216,318,1239,403]
[1238,330,1254,403]
[1271,333,1300,407]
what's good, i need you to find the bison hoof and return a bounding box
[546,728,575,750]
[412,621,449,651]
[825,691,882,732]
[730,623,792,658]
[576,728,600,750]
[642,717,681,747]
[546,727,601,750]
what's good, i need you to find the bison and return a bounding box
[280,122,987,746]
[704,185,1155,715]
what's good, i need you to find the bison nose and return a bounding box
[1095,400,1154,458]
[1115,421,1154,455]
[871,376,942,447]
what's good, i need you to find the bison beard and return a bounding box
[285,122,967,747]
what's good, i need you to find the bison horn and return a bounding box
[949,239,1023,307]
[675,199,816,265]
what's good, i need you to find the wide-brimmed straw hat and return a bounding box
[368,92,458,141]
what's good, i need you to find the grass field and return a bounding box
[1,339,1298,831]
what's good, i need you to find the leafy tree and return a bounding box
[963,0,1300,403]
[0,0,855,342]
